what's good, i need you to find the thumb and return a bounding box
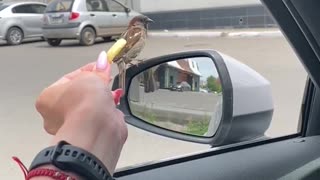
[94,51,112,83]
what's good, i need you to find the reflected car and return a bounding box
[42,0,141,46]
[170,81,191,92]
[0,2,47,45]
[199,88,208,93]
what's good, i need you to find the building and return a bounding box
[2,0,276,30]
[137,0,276,30]
[154,59,201,91]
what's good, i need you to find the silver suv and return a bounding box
[43,0,141,46]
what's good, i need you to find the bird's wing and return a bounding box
[113,26,144,63]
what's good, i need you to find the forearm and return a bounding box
[51,106,120,174]
[30,107,120,180]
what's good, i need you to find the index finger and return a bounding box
[50,62,95,87]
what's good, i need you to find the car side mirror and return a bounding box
[112,50,273,147]
[125,7,131,13]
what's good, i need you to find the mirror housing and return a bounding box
[112,50,273,146]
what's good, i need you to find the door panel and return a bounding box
[29,4,46,36]
[115,136,320,180]
[86,0,112,36]
[12,4,40,37]
[105,0,129,34]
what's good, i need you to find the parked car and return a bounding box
[42,0,141,46]
[199,88,208,93]
[170,81,191,92]
[0,2,47,45]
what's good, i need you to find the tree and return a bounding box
[206,76,222,93]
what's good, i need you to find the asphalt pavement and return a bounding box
[0,36,306,179]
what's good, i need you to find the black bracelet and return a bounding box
[29,141,114,180]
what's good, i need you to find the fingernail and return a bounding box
[96,51,108,70]
[113,89,123,105]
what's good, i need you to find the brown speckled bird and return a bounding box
[113,15,153,91]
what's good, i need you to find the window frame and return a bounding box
[105,0,126,12]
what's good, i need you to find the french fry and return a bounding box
[107,38,127,64]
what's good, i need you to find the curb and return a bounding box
[149,30,282,38]
[130,102,211,125]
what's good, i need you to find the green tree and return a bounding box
[206,76,222,93]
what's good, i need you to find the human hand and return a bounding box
[35,51,128,173]
[35,51,123,135]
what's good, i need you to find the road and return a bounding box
[135,88,221,112]
[0,36,306,179]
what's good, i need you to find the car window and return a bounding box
[86,0,108,12]
[46,0,73,12]
[114,0,307,169]
[0,4,9,11]
[106,0,125,12]
[0,0,309,178]
[12,5,34,14]
[30,4,46,14]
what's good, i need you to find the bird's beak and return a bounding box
[146,18,154,23]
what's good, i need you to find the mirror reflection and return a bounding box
[128,57,223,137]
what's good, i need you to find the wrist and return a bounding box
[29,165,84,180]
[52,108,119,174]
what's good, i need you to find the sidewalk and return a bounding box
[130,102,212,125]
[149,28,282,38]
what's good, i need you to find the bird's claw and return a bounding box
[129,59,145,67]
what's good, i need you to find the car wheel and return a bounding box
[6,27,23,45]
[80,27,96,46]
[103,36,112,42]
[47,39,62,46]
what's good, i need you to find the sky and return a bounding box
[193,57,219,80]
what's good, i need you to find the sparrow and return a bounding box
[113,15,153,92]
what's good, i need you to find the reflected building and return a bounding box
[154,59,201,92]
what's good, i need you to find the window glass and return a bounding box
[12,5,33,13]
[30,5,46,14]
[86,0,108,12]
[46,0,73,12]
[106,0,125,12]
[0,0,308,179]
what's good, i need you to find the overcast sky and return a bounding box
[193,57,219,80]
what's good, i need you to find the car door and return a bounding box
[29,4,46,36]
[85,0,112,36]
[11,4,42,37]
[111,0,320,179]
[105,0,128,35]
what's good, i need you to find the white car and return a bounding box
[199,88,208,93]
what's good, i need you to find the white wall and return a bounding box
[138,0,261,13]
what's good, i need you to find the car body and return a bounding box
[108,0,320,179]
[42,0,141,46]
[169,81,191,92]
[199,88,208,93]
[0,2,47,45]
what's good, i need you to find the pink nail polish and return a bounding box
[96,51,108,70]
